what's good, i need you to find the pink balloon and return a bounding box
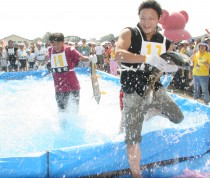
[159,9,192,42]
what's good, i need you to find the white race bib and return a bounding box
[51,51,68,68]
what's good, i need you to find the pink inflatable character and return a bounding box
[159,10,192,42]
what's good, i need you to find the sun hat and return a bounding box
[188,38,194,43]
[198,42,209,50]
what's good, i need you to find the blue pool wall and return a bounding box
[0,68,209,178]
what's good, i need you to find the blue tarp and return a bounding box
[0,152,48,178]
[0,70,50,80]
[0,68,209,178]
[140,151,210,178]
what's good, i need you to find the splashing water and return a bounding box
[0,74,208,158]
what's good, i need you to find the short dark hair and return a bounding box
[138,0,162,19]
[49,33,64,42]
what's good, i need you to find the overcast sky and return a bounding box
[1,0,209,40]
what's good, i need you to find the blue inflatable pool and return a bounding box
[0,68,209,178]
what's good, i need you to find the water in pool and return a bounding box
[0,73,208,158]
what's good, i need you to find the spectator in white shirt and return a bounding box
[17,43,27,71]
[89,51,97,67]
[34,41,47,67]
[0,45,8,72]
[94,42,105,70]
[26,49,36,70]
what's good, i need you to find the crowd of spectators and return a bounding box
[1,36,210,103]
[0,39,119,76]
[65,39,119,76]
[169,37,210,104]
[0,40,50,72]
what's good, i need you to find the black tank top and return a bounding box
[120,24,171,96]
[6,47,18,61]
